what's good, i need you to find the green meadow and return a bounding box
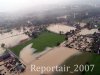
[53,52,100,75]
[11,31,65,56]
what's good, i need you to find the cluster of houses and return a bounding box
[0,26,11,34]
[0,48,26,75]
[64,23,100,54]
[24,24,48,38]
[65,31,93,52]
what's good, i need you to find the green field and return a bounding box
[11,31,65,56]
[53,52,100,75]
[53,52,92,75]
[84,53,100,75]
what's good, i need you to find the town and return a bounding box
[0,0,100,75]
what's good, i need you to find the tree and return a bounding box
[65,37,68,41]
[56,42,60,46]
[1,43,5,48]
[59,31,63,35]
[98,27,100,32]
[91,33,100,53]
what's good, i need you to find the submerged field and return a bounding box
[11,31,65,56]
[53,52,100,75]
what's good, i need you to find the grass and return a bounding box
[53,52,92,75]
[11,31,65,56]
[83,53,100,75]
[53,52,100,75]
